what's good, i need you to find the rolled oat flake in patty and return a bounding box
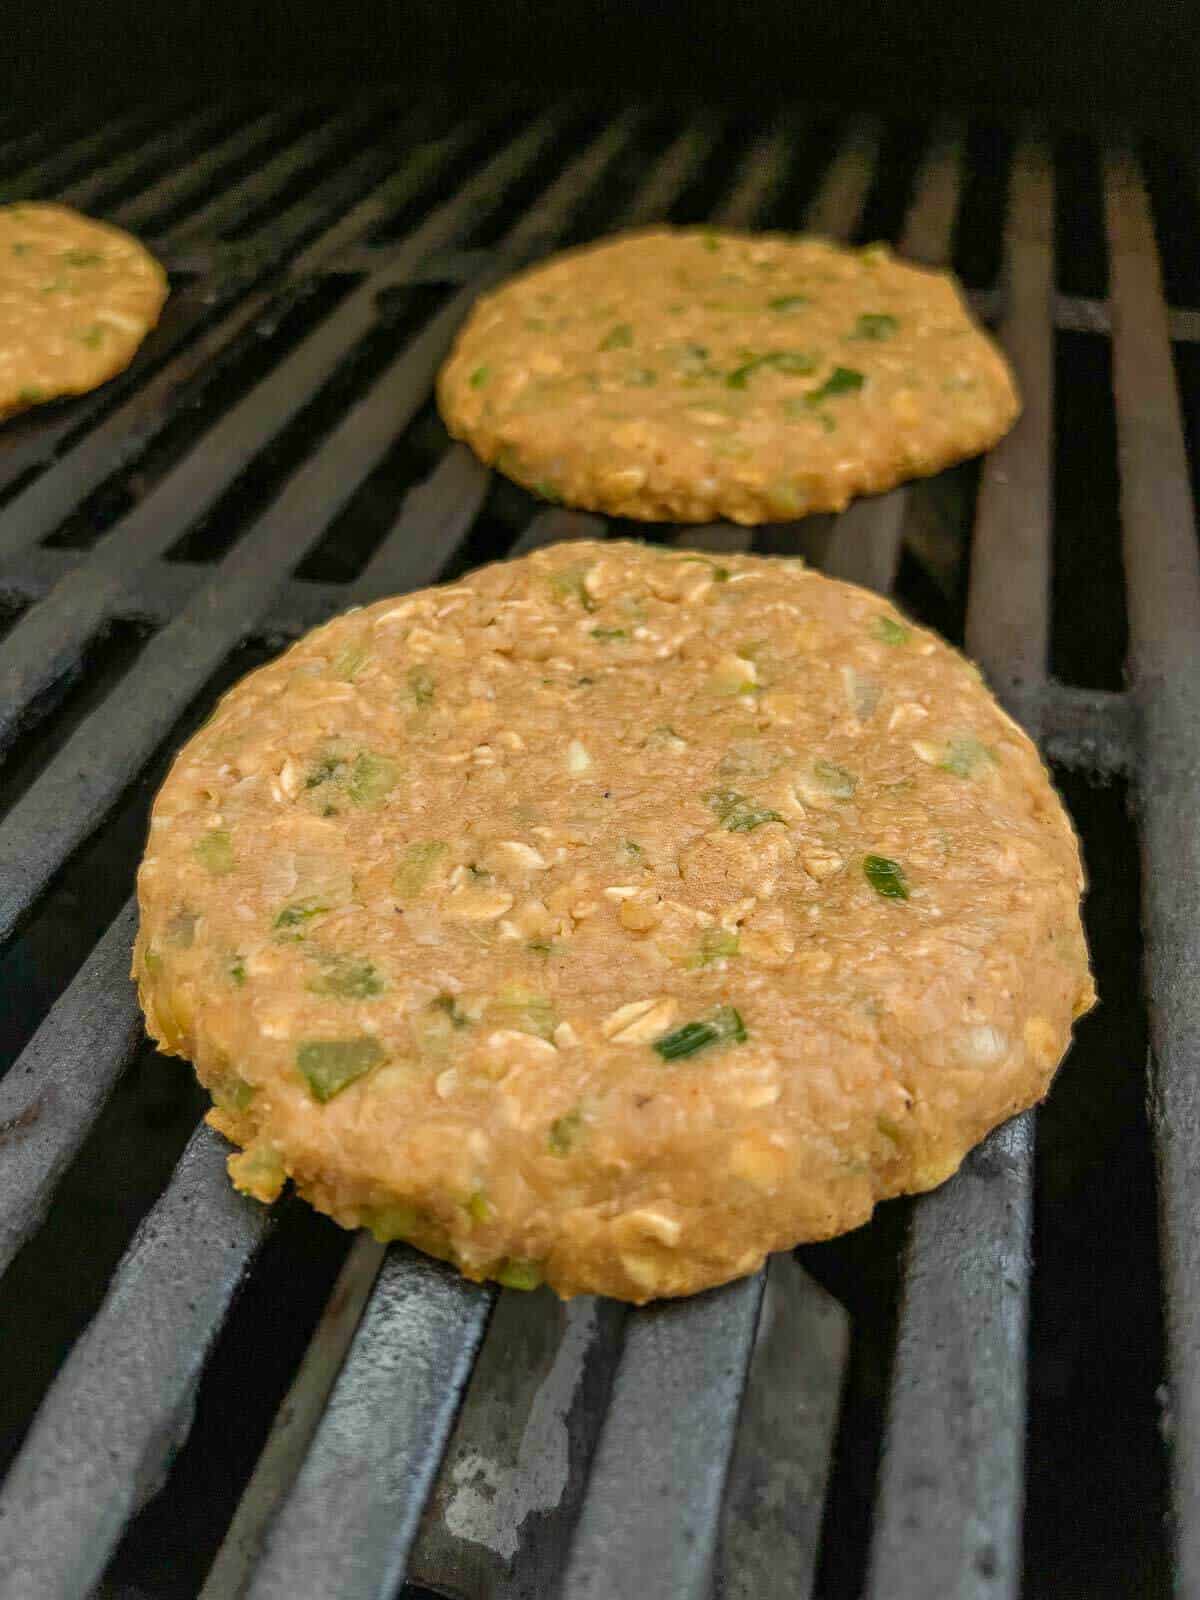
[437,228,1020,524]
[135,541,1093,1302]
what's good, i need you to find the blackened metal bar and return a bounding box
[0,119,639,943]
[5,106,167,202]
[1103,146,1200,1597]
[717,1257,850,1600]
[0,116,570,745]
[712,125,794,228]
[864,136,1053,1600]
[618,120,720,228]
[199,1234,388,1600]
[802,116,882,240]
[347,445,491,603]
[52,102,233,215]
[823,126,965,590]
[111,106,294,232]
[0,109,474,516]
[0,1123,270,1600]
[0,900,141,1277]
[243,1251,492,1600]
[507,507,607,557]
[560,1273,766,1600]
[165,102,384,244]
[410,1294,628,1600]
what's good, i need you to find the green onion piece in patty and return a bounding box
[407,666,435,707]
[469,364,491,388]
[347,751,398,807]
[599,322,634,351]
[727,350,816,388]
[194,829,234,875]
[851,312,899,340]
[807,366,865,405]
[704,788,782,832]
[296,1037,385,1101]
[864,854,909,900]
[654,1004,747,1061]
[768,293,810,312]
[307,956,384,1000]
[872,614,911,645]
[274,897,330,933]
[496,1258,544,1290]
[394,839,448,898]
[548,1107,583,1156]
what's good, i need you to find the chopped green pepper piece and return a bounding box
[768,293,810,312]
[365,1202,421,1242]
[308,956,384,1000]
[496,1258,544,1291]
[467,1190,494,1223]
[654,1004,747,1061]
[872,613,911,645]
[394,839,448,898]
[229,958,247,986]
[11,241,31,257]
[469,364,491,388]
[194,829,234,875]
[599,322,633,351]
[296,1036,385,1101]
[807,366,864,405]
[77,324,104,349]
[17,385,45,403]
[590,626,628,640]
[62,248,102,267]
[347,751,398,806]
[704,788,783,832]
[548,564,597,611]
[306,752,346,789]
[864,854,909,900]
[851,312,899,340]
[548,1107,583,1156]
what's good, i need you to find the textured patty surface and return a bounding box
[135,542,1092,1302]
[0,203,167,420]
[438,229,1020,524]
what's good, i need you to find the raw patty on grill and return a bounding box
[134,541,1093,1302]
[0,203,167,420]
[437,229,1019,524]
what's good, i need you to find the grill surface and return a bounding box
[0,95,1190,1599]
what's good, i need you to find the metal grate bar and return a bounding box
[111,106,296,232]
[0,900,141,1278]
[0,106,466,526]
[823,125,965,590]
[0,115,562,752]
[165,102,387,245]
[716,1256,849,1600]
[4,106,168,203]
[51,103,234,215]
[244,1252,493,1600]
[560,1273,766,1600]
[346,444,493,603]
[1103,146,1200,1595]
[803,117,882,241]
[713,124,794,229]
[0,1123,270,1600]
[865,136,1054,1600]
[620,120,721,229]
[198,1234,388,1600]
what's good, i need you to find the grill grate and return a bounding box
[0,96,1191,1600]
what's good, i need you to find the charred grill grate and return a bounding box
[0,95,1191,1599]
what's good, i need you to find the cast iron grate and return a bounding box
[0,94,1191,1599]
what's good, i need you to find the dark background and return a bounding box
[13,0,1200,138]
